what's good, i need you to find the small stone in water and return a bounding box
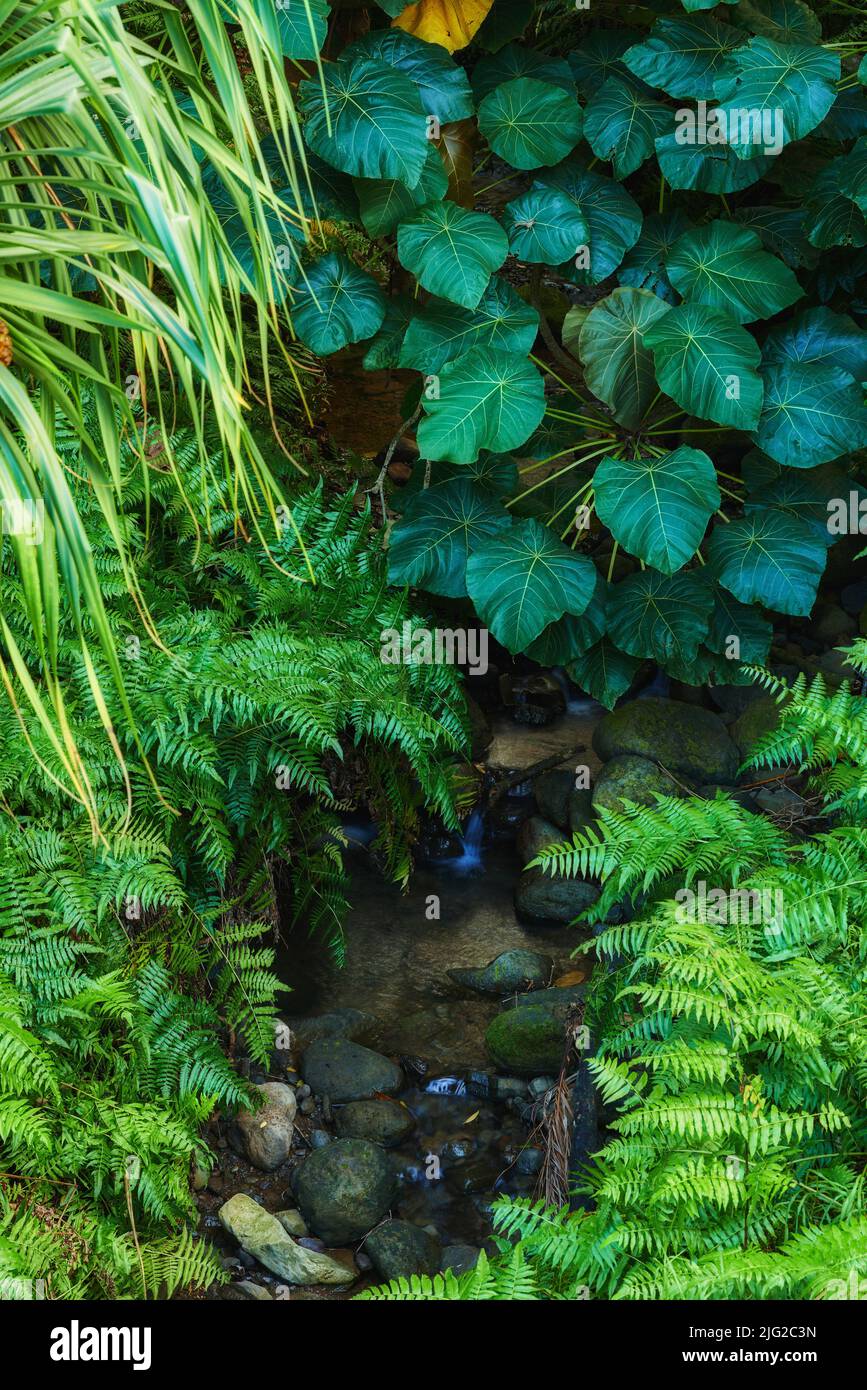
[442,1137,476,1161]
[516,1146,544,1176]
[296,1084,312,1101]
[425,1076,466,1096]
[528,1076,556,1098]
[299,1097,316,1115]
[310,1129,332,1149]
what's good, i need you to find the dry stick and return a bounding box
[366,404,423,520]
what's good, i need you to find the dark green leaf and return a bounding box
[466,517,597,650]
[472,43,575,102]
[416,347,546,463]
[753,361,867,468]
[594,447,720,574]
[300,56,428,185]
[502,186,590,265]
[706,510,827,615]
[567,638,640,708]
[342,30,474,123]
[355,145,448,237]
[623,13,746,100]
[399,277,538,373]
[643,304,764,430]
[666,220,803,324]
[291,253,385,354]
[477,77,583,169]
[397,202,508,309]
[577,287,671,429]
[540,161,642,284]
[387,478,511,597]
[608,570,713,664]
[712,38,840,155]
[583,75,672,179]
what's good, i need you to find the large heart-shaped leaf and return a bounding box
[706,511,827,615]
[300,56,428,185]
[502,186,590,264]
[608,570,713,664]
[576,287,671,429]
[473,42,575,101]
[583,75,672,179]
[342,29,474,122]
[753,361,867,468]
[270,0,329,59]
[397,202,508,309]
[594,447,720,574]
[399,277,539,373]
[622,13,746,99]
[477,77,583,169]
[666,220,803,324]
[567,31,632,98]
[525,572,608,663]
[837,137,867,215]
[416,347,545,463]
[387,478,510,597]
[643,303,764,430]
[744,459,855,544]
[712,37,840,156]
[567,639,640,708]
[466,517,597,651]
[706,588,773,665]
[655,132,772,192]
[805,159,867,250]
[355,146,448,237]
[539,161,643,284]
[392,0,495,53]
[762,307,867,381]
[291,252,385,354]
[618,210,695,302]
[732,206,817,268]
[734,0,821,46]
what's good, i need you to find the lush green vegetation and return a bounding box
[2,0,867,1305]
[366,648,867,1299]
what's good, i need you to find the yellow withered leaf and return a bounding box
[464,1110,480,1124]
[392,0,494,53]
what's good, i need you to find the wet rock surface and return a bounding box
[301,1038,403,1103]
[594,697,740,785]
[294,1139,397,1245]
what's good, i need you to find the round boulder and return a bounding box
[591,754,684,814]
[301,1037,403,1103]
[447,949,553,997]
[364,1219,440,1281]
[236,1082,296,1171]
[294,1139,396,1244]
[593,697,739,785]
[334,1098,415,1148]
[485,987,584,1075]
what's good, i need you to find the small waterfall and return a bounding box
[446,808,485,874]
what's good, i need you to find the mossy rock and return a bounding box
[592,754,684,814]
[534,770,574,830]
[334,1098,414,1148]
[593,697,739,785]
[294,1139,396,1245]
[731,697,781,760]
[448,948,552,996]
[485,987,584,1074]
